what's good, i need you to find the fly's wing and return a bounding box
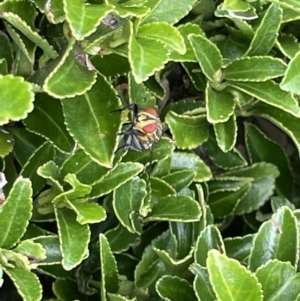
[123,132,147,152]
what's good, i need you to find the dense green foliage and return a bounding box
[1,0,300,300]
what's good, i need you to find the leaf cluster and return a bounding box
[1,0,300,301]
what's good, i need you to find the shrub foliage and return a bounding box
[1,0,300,300]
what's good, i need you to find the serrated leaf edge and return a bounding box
[214,114,237,152]
[129,20,170,84]
[2,12,58,59]
[166,110,208,150]
[54,206,90,270]
[43,40,97,99]
[224,56,287,82]
[137,21,186,54]
[0,75,35,125]
[91,162,144,198]
[63,0,115,40]
[207,250,264,301]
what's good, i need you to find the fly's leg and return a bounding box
[111,103,138,117]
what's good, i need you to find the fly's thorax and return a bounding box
[117,105,163,152]
[134,111,162,135]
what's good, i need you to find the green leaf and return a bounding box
[20,142,55,191]
[148,245,190,276]
[169,23,204,62]
[2,156,18,194]
[141,0,197,24]
[156,276,197,301]
[223,163,279,215]
[113,177,146,234]
[206,85,235,123]
[276,34,300,59]
[105,224,139,253]
[0,31,13,71]
[188,34,223,82]
[91,162,144,198]
[182,62,206,91]
[107,294,136,301]
[0,178,32,249]
[22,224,45,240]
[282,5,300,22]
[114,2,150,18]
[0,58,8,75]
[4,267,42,301]
[195,225,225,267]
[62,73,121,168]
[171,152,212,182]
[99,233,119,300]
[24,93,74,153]
[214,114,237,152]
[60,149,110,186]
[0,249,29,269]
[129,22,169,84]
[33,236,62,265]
[147,195,201,222]
[208,182,251,218]
[170,222,194,259]
[0,75,34,126]
[37,161,62,187]
[280,50,300,94]
[68,201,106,224]
[222,0,251,12]
[245,123,293,198]
[8,127,45,167]
[162,170,196,192]
[3,21,36,65]
[55,207,90,270]
[166,111,209,149]
[15,51,33,78]
[128,71,156,107]
[149,177,175,206]
[269,0,300,12]
[91,54,130,77]
[224,56,287,82]
[53,279,85,301]
[63,0,114,40]
[44,42,97,99]
[53,173,92,203]
[217,35,249,61]
[224,234,253,263]
[20,142,55,196]
[256,260,300,301]
[137,22,185,54]
[0,130,13,157]
[191,264,216,301]
[207,250,263,301]
[203,135,247,169]
[38,265,72,280]
[143,75,166,98]
[246,103,300,156]
[135,230,172,287]
[32,193,58,221]
[271,196,295,212]
[13,240,46,262]
[229,80,300,117]
[0,3,58,59]
[245,3,282,56]
[249,206,298,271]
[151,155,172,177]
[208,177,250,194]
[43,0,65,23]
